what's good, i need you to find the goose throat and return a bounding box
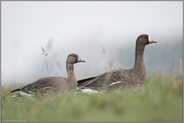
[66,63,75,77]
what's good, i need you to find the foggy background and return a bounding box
[2,1,182,85]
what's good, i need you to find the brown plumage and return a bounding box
[10,53,85,94]
[78,34,157,90]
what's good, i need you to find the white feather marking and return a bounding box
[80,88,99,94]
[108,81,122,87]
[11,91,33,98]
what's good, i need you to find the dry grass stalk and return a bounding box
[41,46,49,76]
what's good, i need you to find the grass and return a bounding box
[1,74,183,122]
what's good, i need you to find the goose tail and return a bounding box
[10,88,21,93]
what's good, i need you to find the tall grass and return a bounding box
[2,74,182,122]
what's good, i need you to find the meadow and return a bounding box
[1,74,183,122]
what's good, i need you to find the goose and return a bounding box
[10,53,85,96]
[78,34,157,90]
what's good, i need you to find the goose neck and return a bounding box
[66,63,75,78]
[133,44,145,73]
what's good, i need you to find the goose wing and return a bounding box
[78,76,97,87]
[10,77,65,94]
[81,69,134,90]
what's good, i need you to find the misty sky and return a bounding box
[2,1,182,85]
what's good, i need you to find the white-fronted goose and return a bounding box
[78,34,157,90]
[11,53,85,95]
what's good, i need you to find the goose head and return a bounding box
[136,34,157,47]
[66,53,85,64]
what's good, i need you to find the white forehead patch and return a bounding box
[148,36,154,41]
[148,36,151,41]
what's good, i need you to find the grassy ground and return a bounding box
[1,74,183,122]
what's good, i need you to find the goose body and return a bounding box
[11,77,71,94]
[79,69,141,90]
[11,53,85,95]
[78,34,157,90]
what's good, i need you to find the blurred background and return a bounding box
[1,1,182,85]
